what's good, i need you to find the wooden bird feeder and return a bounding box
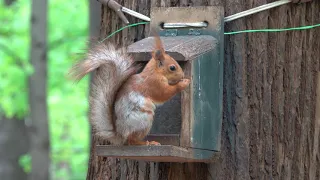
[96,6,224,163]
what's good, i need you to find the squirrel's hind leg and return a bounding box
[95,131,125,145]
[127,138,149,145]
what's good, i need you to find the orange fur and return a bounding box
[69,36,190,146]
[134,36,190,103]
[123,36,190,145]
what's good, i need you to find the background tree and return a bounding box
[88,0,320,179]
[28,0,50,179]
[0,115,29,180]
[0,1,30,179]
[0,0,90,179]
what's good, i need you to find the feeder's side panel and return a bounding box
[191,47,223,151]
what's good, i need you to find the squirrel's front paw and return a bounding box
[147,141,161,146]
[181,78,190,84]
[178,78,191,89]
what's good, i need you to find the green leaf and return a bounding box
[19,154,32,173]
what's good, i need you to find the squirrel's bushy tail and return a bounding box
[68,42,138,145]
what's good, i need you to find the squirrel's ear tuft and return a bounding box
[152,36,165,61]
[153,49,164,61]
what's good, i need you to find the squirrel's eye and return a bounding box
[169,65,176,71]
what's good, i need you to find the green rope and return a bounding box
[99,22,149,43]
[225,23,320,35]
[100,21,320,41]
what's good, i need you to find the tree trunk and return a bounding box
[28,0,49,179]
[88,0,101,100]
[87,0,320,179]
[89,0,102,38]
[86,1,102,179]
[0,116,29,180]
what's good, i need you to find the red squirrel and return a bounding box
[68,36,190,145]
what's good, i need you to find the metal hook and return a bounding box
[97,0,150,24]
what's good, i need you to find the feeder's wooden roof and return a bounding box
[127,35,218,61]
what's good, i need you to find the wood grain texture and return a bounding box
[96,145,216,162]
[128,36,218,61]
[87,0,320,179]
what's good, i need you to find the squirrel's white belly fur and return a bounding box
[115,91,156,141]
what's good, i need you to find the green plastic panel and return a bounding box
[191,50,223,151]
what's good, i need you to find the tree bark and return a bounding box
[28,0,50,179]
[87,0,320,179]
[89,0,102,38]
[86,1,102,179]
[0,116,29,180]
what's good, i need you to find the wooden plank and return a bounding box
[127,36,218,61]
[96,145,189,157]
[180,61,192,147]
[149,6,223,33]
[96,145,213,162]
[103,156,209,163]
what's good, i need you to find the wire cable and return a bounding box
[224,0,292,22]
[100,22,320,42]
[224,23,320,35]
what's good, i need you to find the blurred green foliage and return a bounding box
[0,0,31,118]
[0,0,90,179]
[19,154,31,173]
